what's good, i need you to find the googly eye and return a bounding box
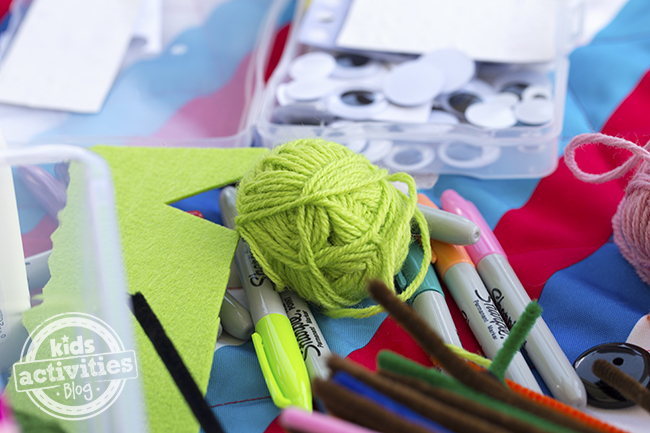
[284,78,338,102]
[275,82,294,106]
[448,93,482,114]
[438,142,501,169]
[491,69,551,95]
[522,84,552,101]
[331,53,383,79]
[326,87,388,120]
[383,60,445,107]
[514,99,554,125]
[383,144,435,172]
[418,49,475,93]
[289,52,337,80]
[439,79,495,120]
[465,101,517,129]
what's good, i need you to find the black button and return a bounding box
[573,342,650,409]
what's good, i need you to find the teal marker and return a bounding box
[395,241,462,347]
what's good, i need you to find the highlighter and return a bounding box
[220,186,311,411]
[441,189,587,408]
[280,290,333,381]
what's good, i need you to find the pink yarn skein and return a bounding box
[565,133,650,286]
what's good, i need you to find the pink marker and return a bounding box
[279,407,381,433]
[440,189,587,408]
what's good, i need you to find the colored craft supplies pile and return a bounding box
[225,137,650,432]
[277,280,634,433]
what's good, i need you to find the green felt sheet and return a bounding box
[7,146,267,433]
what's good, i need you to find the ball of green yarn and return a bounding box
[234,138,431,318]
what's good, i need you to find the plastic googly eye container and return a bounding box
[254,0,578,185]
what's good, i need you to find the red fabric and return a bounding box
[496,70,650,299]
[266,417,286,433]
[346,317,432,371]
[0,0,11,23]
[264,24,290,83]
[495,152,627,298]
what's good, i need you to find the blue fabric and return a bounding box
[204,341,280,433]
[539,238,650,364]
[567,0,650,134]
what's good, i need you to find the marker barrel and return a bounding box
[281,291,332,381]
[477,254,587,408]
[233,238,286,324]
[220,291,254,341]
[417,203,481,246]
[411,290,462,347]
[444,263,542,393]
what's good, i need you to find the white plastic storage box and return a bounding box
[253,0,581,186]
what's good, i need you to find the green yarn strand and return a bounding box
[234,139,431,318]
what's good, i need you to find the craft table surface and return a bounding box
[6,1,650,432]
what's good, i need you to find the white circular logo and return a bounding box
[12,312,138,420]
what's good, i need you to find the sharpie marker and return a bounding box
[280,291,332,381]
[418,196,541,393]
[220,291,254,341]
[220,186,311,411]
[417,202,480,246]
[441,189,587,408]
[395,241,461,347]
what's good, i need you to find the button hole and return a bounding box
[613,357,624,366]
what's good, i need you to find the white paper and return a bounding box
[0,0,143,113]
[336,0,559,63]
